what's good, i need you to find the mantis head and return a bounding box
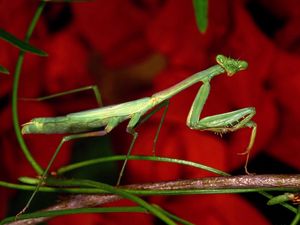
[216,54,248,76]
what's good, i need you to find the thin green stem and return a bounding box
[57,155,229,176]
[0,180,106,193]
[39,179,177,225]
[0,207,147,225]
[2,179,176,224]
[153,204,193,225]
[56,155,299,214]
[3,178,299,195]
[290,206,300,225]
[12,2,46,175]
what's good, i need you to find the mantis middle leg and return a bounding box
[138,100,170,155]
[186,81,257,174]
[117,100,170,185]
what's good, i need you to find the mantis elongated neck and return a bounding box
[152,65,225,102]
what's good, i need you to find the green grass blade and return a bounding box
[0,28,47,56]
[290,207,300,225]
[0,179,108,194]
[57,155,229,176]
[1,178,176,224]
[0,207,147,225]
[0,64,9,74]
[56,155,299,215]
[153,205,193,225]
[193,0,208,33]
[12,2,46,176]
[45,179,177,225]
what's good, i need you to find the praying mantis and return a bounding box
[20,54,256,214]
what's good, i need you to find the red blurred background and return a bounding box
[0,0,300,224]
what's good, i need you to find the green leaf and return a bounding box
[0,64,9,74]
[193,0,208,33]
[0,28,47,56]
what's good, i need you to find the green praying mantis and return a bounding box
[20,54,256,214]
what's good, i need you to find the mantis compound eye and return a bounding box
[216,54,225,65]
[238,61,248,70]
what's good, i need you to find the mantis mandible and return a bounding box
[20,54,256,213]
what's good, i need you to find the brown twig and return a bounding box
[7,174,300,225]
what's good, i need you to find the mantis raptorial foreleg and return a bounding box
[186,81,257,174]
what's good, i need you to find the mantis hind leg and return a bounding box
[18,130,107,216]
[21,85,103,107]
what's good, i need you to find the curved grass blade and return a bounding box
[12,2,46,176]
[0,64,9,74]
[1,205,192,225]
[11,178,176,225]
[56,155,299,214]
[290,206,300,225]
[153,205,193,225]
[57,155,229,176]
[0,29,47,56]
[0,207,147,225]
[40,178,177,225]
[193,0,208,33]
